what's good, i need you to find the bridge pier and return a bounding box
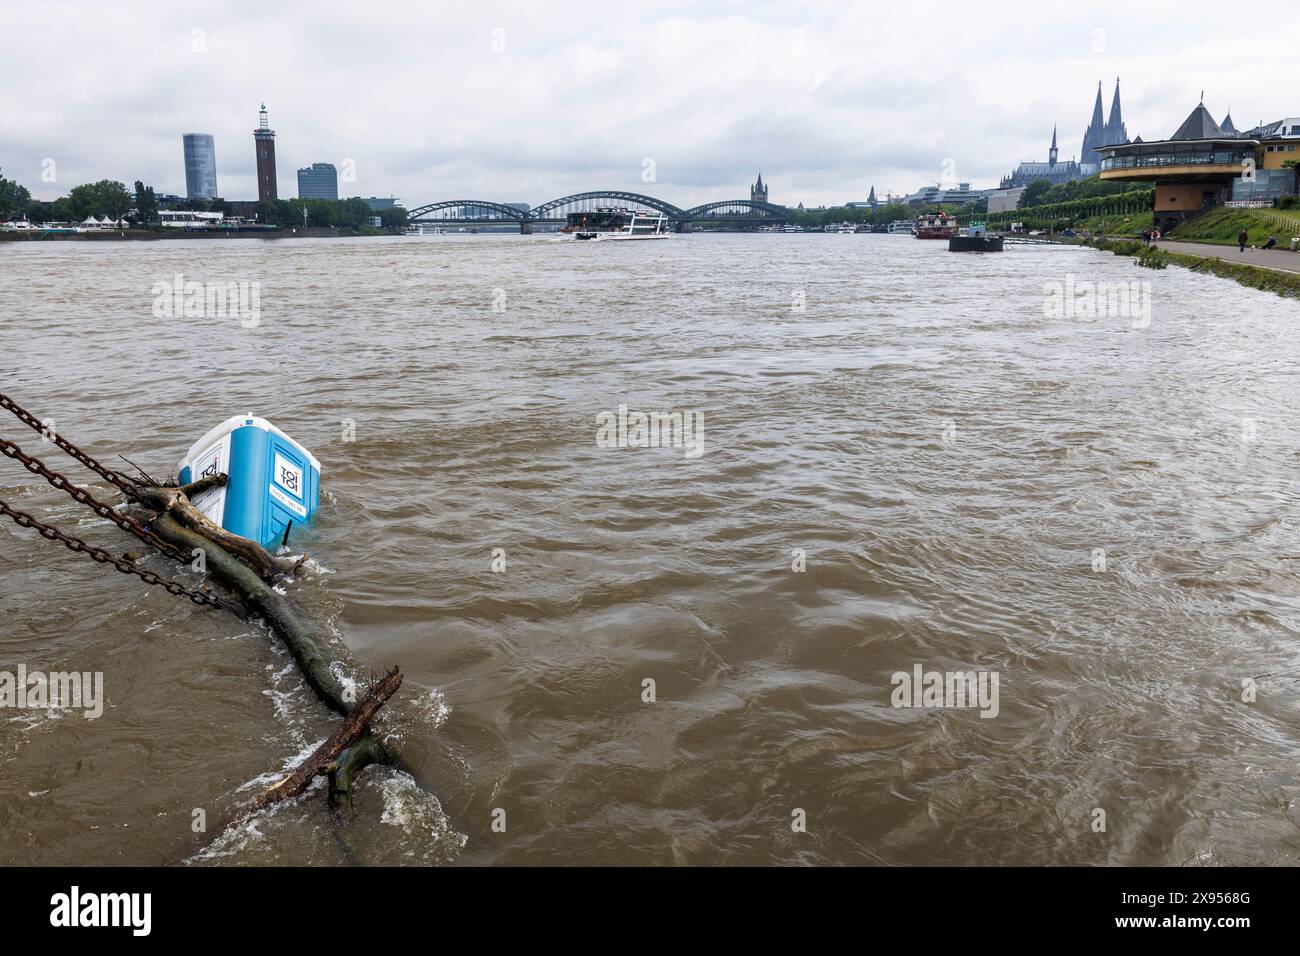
[520,222,533,235]
[675,220,690,233]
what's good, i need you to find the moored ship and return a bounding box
[948,221,1004,252]
[914,211,958,239]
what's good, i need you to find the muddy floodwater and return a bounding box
[3,233,1300,865]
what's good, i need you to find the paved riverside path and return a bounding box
[1152,239,1300,275]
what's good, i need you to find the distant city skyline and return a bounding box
[1,2,1294,208]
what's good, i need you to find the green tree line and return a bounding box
[988,188,1154,228]
[253,197,407,230]
[2,168,410,231]
[1017,175,1151,208]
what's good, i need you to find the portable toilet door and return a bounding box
[178,414,321,550]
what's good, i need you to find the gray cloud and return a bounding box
[1,1,1293,208]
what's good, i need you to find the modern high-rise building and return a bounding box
[182,133,218,199]
[297,163,338,200]
[253,103,278,202]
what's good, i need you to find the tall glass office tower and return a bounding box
[183,133,218,199]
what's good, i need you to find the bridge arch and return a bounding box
[406,200,530,222]
[682,199,788,219]
[530,191,685,221]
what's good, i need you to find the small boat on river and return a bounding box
[948,221,1004,252]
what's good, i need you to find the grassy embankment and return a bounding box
[1086,236,1300,300]
[1160,206,1300,246]
[1071,210,1154,237]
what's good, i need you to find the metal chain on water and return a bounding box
[0,391,239,614]
[0,437,192,564]
[0,392,142,499]
[0,499,235,611]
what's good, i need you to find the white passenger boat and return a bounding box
[562,207,672,240]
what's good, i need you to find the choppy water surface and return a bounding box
[3,233,1300,866]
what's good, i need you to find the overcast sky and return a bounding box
[2,1,1295,209]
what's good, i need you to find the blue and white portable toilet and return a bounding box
[178,414,321,550]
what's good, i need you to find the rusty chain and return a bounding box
[0,436,192,564]
[0,391,240,614]
[0,498,236,611]
[0,392,142,500]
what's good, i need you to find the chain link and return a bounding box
[0,437,192,563]
[0,392,142,499]
[0,499,235,611]
[0,391,240,614]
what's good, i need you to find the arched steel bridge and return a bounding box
[404,192,788,232]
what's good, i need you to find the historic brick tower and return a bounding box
[751,172,768,203]
[253,103,278,202]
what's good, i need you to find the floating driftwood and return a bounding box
[136,476,307,582]
[234,667,402,820]
[139,489,401,817]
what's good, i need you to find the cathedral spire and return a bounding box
[1103,77,1128,148]
[1049,124,1058,166]
[1081,82,1105,167]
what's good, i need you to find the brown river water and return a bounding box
[3,233,1300,866]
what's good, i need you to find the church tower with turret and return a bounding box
[751,173,768,203]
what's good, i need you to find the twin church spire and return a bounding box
[1082,78,1128,166]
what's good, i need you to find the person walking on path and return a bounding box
[1239,229,1249,252]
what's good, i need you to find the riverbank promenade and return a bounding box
[1154,239,1300,275]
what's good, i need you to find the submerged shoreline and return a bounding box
[1084,236,1300,299]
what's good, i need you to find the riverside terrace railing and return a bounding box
[987,189,1154,227]
[1246,207,1300,232]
